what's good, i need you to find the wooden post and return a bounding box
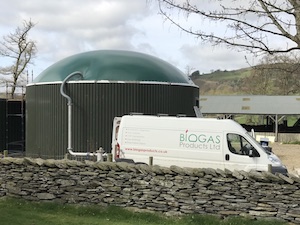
[149,156,153,166]
[3,150,8,158]
[107,153,113,162]
[268,164,272,173]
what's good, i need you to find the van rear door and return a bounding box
[111,117,121,160]
[224,133,258,172]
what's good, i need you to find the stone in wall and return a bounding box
[0,157,299,224]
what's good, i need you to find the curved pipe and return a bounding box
[60,71,83,105]
[60,71,83,153]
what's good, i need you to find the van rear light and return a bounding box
[116,143,120,158]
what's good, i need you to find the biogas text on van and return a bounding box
[179,131,221,150]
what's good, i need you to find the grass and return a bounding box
[0,197,288,225]
[196,68,251,82]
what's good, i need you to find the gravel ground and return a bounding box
[270,142,300,176]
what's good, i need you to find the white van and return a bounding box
[112,115,287,174]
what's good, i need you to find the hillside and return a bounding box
[191,68,252,95]
[191,63,300,96]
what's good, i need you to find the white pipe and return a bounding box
[60,72,105,161]
[68,147,104,161]
[60,71,83,152]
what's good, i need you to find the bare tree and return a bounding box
[0,19,37,99]
[243,65,275,95]
[268,54,300,94]
[155,0,300,54]
[243,53,300,94]
[185,65,196,76]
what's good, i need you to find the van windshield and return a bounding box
[245,132,271,155]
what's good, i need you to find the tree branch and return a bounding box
[157,0,300,54]
[0,19,37,98]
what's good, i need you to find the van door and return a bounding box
[111,117,121,160]
[224,133,259,172]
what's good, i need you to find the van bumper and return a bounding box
[271,166,288,175]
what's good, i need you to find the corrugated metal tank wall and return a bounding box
[6,100,26,152]
[0,99,6,151]
[0,99,25,152]
[26,82,199,159]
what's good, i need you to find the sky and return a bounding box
[0,0,257,82]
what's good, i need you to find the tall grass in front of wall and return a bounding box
[0,197,288,225]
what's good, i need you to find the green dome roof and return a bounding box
[33,50,193,84]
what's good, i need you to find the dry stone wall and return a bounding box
[0,157,300,224]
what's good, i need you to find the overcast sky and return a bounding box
[0,0,255,80]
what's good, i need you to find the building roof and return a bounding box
[33,50,194,85]
[200,95,300,115]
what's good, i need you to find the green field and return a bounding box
[198,68,252,81]
[0,197,288,225]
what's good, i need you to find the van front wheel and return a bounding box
[115,158,135,164]
[135,162,147,165]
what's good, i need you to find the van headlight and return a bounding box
[268,155,281,164]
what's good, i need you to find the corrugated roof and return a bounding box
[33,50,194,84]
[200,95,300,115]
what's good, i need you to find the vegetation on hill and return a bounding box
[191,63,300,96]
[191,68,252,95]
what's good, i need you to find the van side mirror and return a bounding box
[249,148,260,158]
